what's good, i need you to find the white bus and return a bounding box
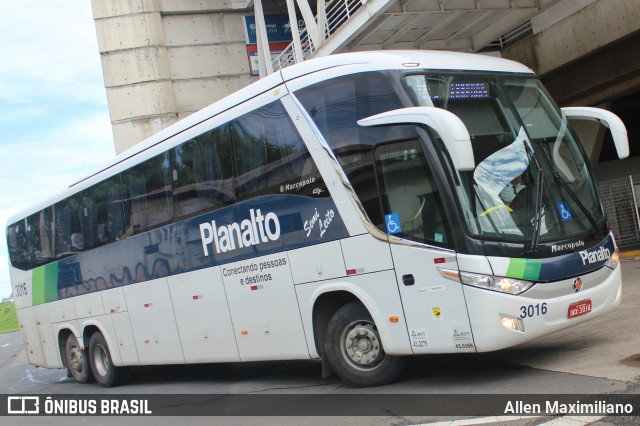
[6,51,629,387]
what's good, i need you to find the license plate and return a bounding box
[568,299,592,318]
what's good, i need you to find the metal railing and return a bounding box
[486,20,533,49]
[271,24,316,71]
[272,0,366,72]
[599,175,640,249]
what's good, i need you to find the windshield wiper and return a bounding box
[523,167,544,255]
[521,139,544,255]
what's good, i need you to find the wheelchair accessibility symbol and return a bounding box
[557,201,573,222]
[385,213,402,234]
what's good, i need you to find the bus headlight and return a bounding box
[439,269,534,295]
[500,314,525,332]
[605,247,620,270]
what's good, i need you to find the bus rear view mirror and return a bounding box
[562,106,629,159]
[357,107,475,171]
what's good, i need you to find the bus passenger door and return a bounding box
[374,139,475,353]
[390,245,474,353]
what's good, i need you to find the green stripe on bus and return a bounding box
[506,258,542,281]
[32,263,58,305]
[506,258,526,278]
[522,259,542,281]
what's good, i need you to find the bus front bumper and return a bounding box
[463,264,622,352]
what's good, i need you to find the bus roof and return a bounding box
[8,50,534,225]
[281,50,534,81]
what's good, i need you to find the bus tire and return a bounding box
[65,334,94,384]
[89,332,126,387]
[324,301,404,387]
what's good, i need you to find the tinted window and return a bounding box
[376,139,449,245]
[295,72,415,227]
[83,175,126,248]
[122,153,173,235]
[230,100,326,201]
[295,72,412,150]
[7,220,29,269]
[172,125,234,220]
[54,194,85,256]
[25,208,54,266]
[6,100,327,271]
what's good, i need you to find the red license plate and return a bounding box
[568,299,592,318]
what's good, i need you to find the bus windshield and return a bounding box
[405,74,605,245]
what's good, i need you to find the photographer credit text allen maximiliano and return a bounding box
[505,399,634,415]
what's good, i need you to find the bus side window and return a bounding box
[54,194,85,256]
[25,208,54,267]
[83,175,126,248]
[7,220,29,270]
[295,71,415,228]
[105,176,126,240]
[375,140,450,246]
[122,153,173,235]
[171,124,235,220]
[229,100,326,201]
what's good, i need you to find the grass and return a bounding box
[0,303,19,334]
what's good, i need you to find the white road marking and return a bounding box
[415,415,606,425]
[26,368,49,384]
[538,416,605,425]
[413,416,542,425]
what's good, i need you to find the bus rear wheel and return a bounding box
[89,332,127,387]
[324,301,404,387]
[65,334,94,384]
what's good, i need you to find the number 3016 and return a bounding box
[519,302,548,319]
[14,283,27,297]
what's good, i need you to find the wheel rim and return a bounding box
[68,345,84,372]
[340,319,385,371]
[93,344,109,378]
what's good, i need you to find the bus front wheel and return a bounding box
[324,301,404,387]
[65,334,94,384]
[89,332,127,387]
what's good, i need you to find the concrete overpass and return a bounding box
[257,0,543,75]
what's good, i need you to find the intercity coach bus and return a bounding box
[6,51,629,387]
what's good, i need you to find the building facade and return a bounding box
[92,0,286,153]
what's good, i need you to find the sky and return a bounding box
[0,1,115,298]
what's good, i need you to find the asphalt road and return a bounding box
[1,257,639,425]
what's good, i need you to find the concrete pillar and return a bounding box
[93,1,177,153]
[92,0,270,154]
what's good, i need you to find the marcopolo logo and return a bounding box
[578,246,611,266]
[199,208,281,256]
[279,176,316,193]
[551,240,585,253]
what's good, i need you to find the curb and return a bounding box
[620,249,640,259]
